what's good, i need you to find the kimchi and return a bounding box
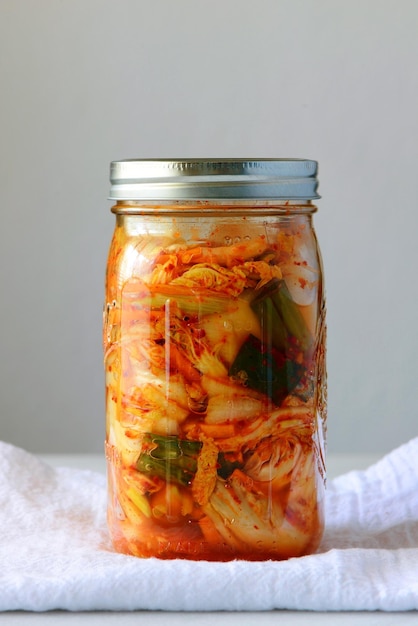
[104,202,326,561]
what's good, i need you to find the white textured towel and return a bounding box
[0,437,418,612]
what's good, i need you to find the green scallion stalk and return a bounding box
[136,433,202,487]
[229,334,305,405]
[251,278,312,353]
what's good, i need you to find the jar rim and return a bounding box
[109,159,320,201]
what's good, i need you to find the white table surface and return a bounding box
[2,453,416,626]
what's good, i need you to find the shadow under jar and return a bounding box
[103,159,327,561]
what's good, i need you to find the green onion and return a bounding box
[229,334,305,406]
[251,278,312,353]
[136,433,203,487]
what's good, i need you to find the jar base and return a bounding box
[108,519,324,562]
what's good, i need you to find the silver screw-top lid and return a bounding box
[109,159,320,200]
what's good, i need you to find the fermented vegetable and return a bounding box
[104,211,326,561]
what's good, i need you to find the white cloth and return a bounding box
[0,437,418,612]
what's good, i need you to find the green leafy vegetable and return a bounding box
[251,278,312,353]
[216,453,244,480]
[136,433,243,486]
[136,433,203,487]
[229,278,312,403]
[125,286,231,317]
[229,334,305,405]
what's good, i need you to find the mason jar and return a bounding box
[104,159,327,561]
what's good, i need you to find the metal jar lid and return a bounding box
[109,159,320,201]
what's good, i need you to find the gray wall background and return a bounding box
[1,0,417,455]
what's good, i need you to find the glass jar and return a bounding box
[104,159,327,561]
